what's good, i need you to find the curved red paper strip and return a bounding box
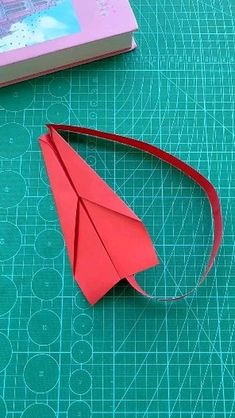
[45,124,223,302]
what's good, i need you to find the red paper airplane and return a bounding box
[40,126,158,304]
[39,124,222,305]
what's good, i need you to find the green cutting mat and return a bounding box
[0,0,234,416]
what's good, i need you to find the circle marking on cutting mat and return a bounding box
[40,166,49,185]
[24,354,59,393]
[0,123,30,159]
[71,341,92,364]
[46,103,69,123]
[86,156,96,167]
[0,276,17,316]
[69,369,92,395]
[38,194,57,221]
[0,171,26,208]
[35,229,64,259]
[0,397,7,417]
[0,333,12,372]
[49,79,70,97]
[73,314,93,336]
[75,292,90,310]
[32,268,62,300]
[0,222,21,261]
[21,403,56,418]
[0,82,33,111]
[28,310,61,345]
[67,401,91,418]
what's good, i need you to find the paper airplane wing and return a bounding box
[40,127,158,304]
[40,134,78,268]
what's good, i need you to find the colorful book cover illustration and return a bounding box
[0,0,80,53]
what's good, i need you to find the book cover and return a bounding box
[0,0,80,53]
[0,0,137,66]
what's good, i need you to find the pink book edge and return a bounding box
[1,42,137,88]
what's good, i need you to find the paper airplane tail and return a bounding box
[126,275,151,298]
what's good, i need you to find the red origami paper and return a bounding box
[39,124,222,305]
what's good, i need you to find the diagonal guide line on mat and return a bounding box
[115,178,217,413]
[196,0,234,19]
[117,203,229,414]
[143,288,214,417]
[114,294,195,412]
[160,72,234,136]
[116,182,208,355]
[115,189,229,412]
[117,277,234,415]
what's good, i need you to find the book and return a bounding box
[0,0,137,87]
